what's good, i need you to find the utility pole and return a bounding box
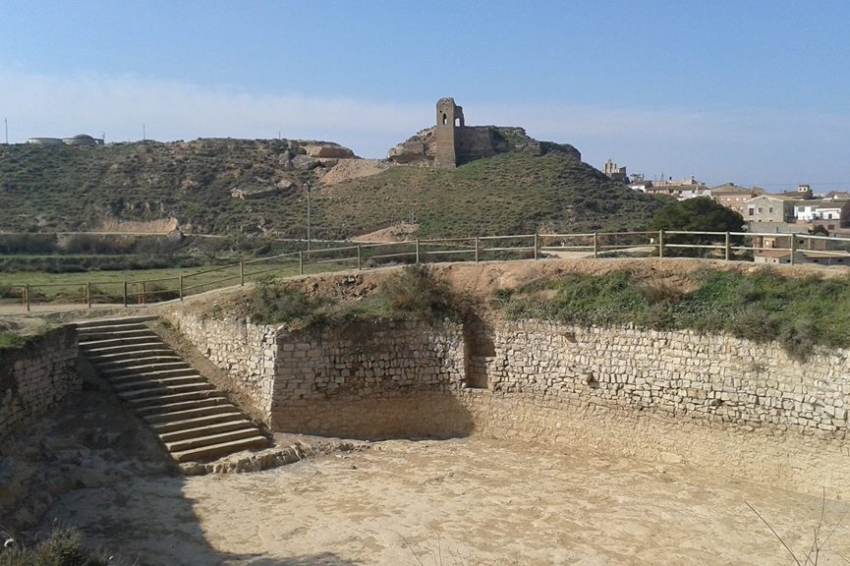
[306,182,311,252]
[3,118,7,145]
[142,123,146,141]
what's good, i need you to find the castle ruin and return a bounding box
[434,97,464,168]
[388,97,581,168]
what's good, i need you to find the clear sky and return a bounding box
[1,0,849,189]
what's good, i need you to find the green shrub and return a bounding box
[0,332,27,349]
[380,265,470,324]
[251,285,328,327]
[0,527,111,566]
[249,265,471,331]
[498,267,850,361]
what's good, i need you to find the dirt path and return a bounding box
[39,436,850,565]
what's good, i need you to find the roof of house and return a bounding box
[710,183,764,195]
[756,250,791,259]
[747,222,809,234]
[824,191,850,200]
[793,199,849,209]
[799,250,850,259]
[744,194,797,203]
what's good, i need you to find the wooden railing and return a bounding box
[4,230,849,312]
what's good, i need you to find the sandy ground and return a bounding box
[37,435,850,566]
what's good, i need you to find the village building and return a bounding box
[710,183,764,215]
[743,195,795,223]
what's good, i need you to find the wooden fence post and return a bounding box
[415,240,420,264]
[123,281,128,307]
[179,275,184,301]
[533,234,539,260]
[25,284,30,312]
[299,251,304,275]
[240,262,245,286]
[474,237,480,262]
[357,245,362,270]
[790,235,797,265]
[725,232,731,261]
[593,233,599,259]
[86,282,92,308]
[658,230,665,258]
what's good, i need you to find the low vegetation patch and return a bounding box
[0,332,27,349]
[0,527,119,566]
[498,267,850,361]
[250,265,472,330]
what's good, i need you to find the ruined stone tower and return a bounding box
[434,97,465,168]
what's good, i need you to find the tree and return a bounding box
[648,197,744,257]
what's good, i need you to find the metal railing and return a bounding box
[3,230,849,312]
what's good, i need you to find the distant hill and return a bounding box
[0,137,667,239]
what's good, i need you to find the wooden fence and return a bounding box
[5,230,850,311]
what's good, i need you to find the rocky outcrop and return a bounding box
[230,179,294,200]
[303,143,355,159]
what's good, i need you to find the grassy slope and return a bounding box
[0,140,666,239]
[317,151,665,238]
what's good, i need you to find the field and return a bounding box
[0,256,351,307]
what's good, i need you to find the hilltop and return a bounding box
[0,136,667,239]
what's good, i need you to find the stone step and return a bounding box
[79,334,162,347]
[149,410,247,434]
[120,386,218,407]
[170,435,269,463]
[78,328,153,339]
[74,316,158,329]
[92,360,190,377]
[78,315,268,464]
[159,419,255,444]
[109,365,203,389]
[117,379,212,397]
[112,374,207,393]
[141,402,238,424]
[79,325,154,337]
[166,428,263,455]
[81,342,170,357]
[135,396,230,418]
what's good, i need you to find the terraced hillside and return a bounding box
[0,138,667,239]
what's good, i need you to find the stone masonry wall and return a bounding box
[459,319,850,496]
[165,311,277,425]
[271,321,466,437]
[169,306,850,495]
[472,320,848,438]
[0,326,79,440]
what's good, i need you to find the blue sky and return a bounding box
[1,1,849,189]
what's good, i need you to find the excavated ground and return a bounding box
[6,258,850,565]
[29,435,850,565]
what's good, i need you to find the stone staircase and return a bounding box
[76,316,269,463]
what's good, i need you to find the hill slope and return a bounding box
[0,138,666,238]
[319,150,664,239]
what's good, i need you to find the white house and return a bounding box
[793,200,850,223]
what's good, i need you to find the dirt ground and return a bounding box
[36,435,850,566]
